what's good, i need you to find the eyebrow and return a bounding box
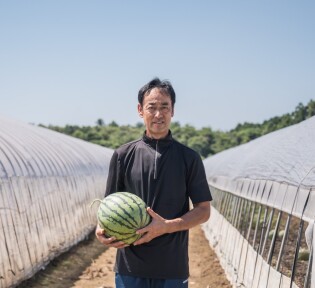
[146,101,170,106]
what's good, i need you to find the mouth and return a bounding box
[153,121,164,125]
[153,120,164,125]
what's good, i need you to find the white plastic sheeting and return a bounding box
[203,207,300,288]
[204,116,315,205]
[203,116,315,288]
[0,116,113,288]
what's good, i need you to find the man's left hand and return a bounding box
[133,207,168,245]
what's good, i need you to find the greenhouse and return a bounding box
[0,116,113,288]
[203,116,315,288]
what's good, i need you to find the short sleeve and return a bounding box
[187,154,212,204]
[105,150,125,197]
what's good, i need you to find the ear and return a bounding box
[138,103,143,118]
[171,107,174,117]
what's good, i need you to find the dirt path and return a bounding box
[19,226,231,288]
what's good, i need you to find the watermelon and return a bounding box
[91,192,151,245]
[298,248,310,261]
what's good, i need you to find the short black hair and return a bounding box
[138,77,176,108]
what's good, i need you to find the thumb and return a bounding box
[147,207,164,220]
[136,208,155,235]
[147,207,157,217]
[96,227,105,236]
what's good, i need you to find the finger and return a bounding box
[97,234,116,245]
[136,226,149,235]
[110,241,129,249]
[95,228,105,236]
[133,235,150,246]
[147,207,158,218]
[147,207,163,220]
[98,235,129,249]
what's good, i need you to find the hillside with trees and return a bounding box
[43,100,315,159]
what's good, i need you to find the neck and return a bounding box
[145,130,170,140]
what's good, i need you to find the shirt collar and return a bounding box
[142,130,173,148]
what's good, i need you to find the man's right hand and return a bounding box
[95,224,129,249]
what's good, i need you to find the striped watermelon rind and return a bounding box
[97,192,151,244]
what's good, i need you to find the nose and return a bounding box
[154,109,162,117]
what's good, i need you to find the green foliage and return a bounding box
[96,118,105,126]
[44,100,315,158]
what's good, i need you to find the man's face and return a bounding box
[138,88,174,139]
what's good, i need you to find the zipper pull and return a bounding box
[154,140,158,179]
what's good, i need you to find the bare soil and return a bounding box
[18,225,231,288]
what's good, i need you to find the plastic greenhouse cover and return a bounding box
[0,115,114,288]
[204,116,315,191]
[0,116,113,178]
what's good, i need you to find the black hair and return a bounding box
[138,77,176,108]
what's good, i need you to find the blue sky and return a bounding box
[0,1,314,131]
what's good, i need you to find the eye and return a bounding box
[147,106,155,113]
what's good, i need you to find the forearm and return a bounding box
[165,201,211,233]
[134,201,211,246]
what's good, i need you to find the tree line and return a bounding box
[43,100,315,159]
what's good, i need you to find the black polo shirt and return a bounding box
[105,131,212,279]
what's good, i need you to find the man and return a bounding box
[96,77,212,288]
